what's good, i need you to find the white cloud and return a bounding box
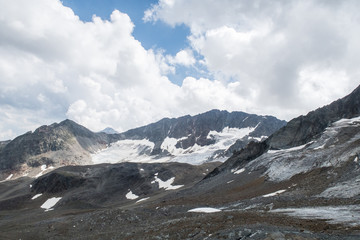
[146,0,360,119]
[167,48,196,66]
[0,0,239,139]
[1,0,360,140]
[0,0,182,138]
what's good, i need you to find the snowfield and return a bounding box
[91,126,263,165]
[92,139,155,164]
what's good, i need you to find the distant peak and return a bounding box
[100,127,119,134]
[59,119,77,126]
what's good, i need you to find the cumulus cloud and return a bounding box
[146,0,360,119]
[0,0,244,139]
[1,0,360,140]
[167,48,196,66]
[0,0,179,138]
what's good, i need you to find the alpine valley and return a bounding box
[1,85,360,239]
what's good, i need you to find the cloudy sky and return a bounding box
[0,0,359,140]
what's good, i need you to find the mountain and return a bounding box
[93,109,286,165]
[207,84,360,177]
[99,127,119,134]
[0,120,118,173]
[0,110,285,180]
[1,86,360,239]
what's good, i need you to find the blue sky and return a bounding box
[62,2,190,56]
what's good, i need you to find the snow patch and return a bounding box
[35,164,53,178]
[151,175,183,190]
[268,143,310,154]
[6,174,13,180]
[40,165,47,171]
[231,168,245,174]
[262,190,286,197]
[126,190,139,200]
[136,197,150,203]
[31,194,43,200]
[188,207,222,213]
[1,173,14,182]
[41,197,62,211]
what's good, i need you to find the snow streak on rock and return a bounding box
[31,194,43,200]
[188,207,222,213]
[231,168,245,174]
[262,190,286,198]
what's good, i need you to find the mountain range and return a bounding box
[0,109,286,179]
[1,85,360,239]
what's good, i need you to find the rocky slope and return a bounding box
[208,84,360,176]
[0,120,118,175]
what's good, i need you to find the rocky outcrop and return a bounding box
[268,84,360,149]
[0,120,119,170]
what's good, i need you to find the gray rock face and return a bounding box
[268,84,360,149]
[208,84,360,177]
[0,120,118,170]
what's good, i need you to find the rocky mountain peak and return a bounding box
[0,119,115,171]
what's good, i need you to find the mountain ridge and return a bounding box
[206,84,360,178]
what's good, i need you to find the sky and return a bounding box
[0,0,360,140]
